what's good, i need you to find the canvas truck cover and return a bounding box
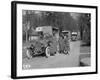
[35,26,52,35]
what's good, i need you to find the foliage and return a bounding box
[23,10,91,43]
[79,13,91,45]
[22,10,79,32]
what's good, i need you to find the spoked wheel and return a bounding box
[64,49,70,55]
[64,50,68,54]
[45,47,51,58]
[26,49,32,59]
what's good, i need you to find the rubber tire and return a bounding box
[26,49,32,59]
[45,47,51,57]
[64,50,68,54]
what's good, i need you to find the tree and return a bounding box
[22,10,80,42]
[79,13,91,45]
[22,10,31,42]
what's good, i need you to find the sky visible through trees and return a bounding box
[22,10,80,31]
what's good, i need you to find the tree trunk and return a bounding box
[26,31,27,42]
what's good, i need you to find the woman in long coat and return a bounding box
[59,35,70,54]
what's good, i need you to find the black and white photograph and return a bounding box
[22,10,91,69]
[11,1,97,79]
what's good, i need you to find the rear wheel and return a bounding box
[64,50,68,54]
[64,49,70,55]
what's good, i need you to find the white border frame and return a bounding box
[16,3,96,77]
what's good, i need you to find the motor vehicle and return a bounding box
[25,26,57,59]
[71,32,78,41]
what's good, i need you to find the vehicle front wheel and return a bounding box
[26,49,32,59]
[45,47,51,57]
